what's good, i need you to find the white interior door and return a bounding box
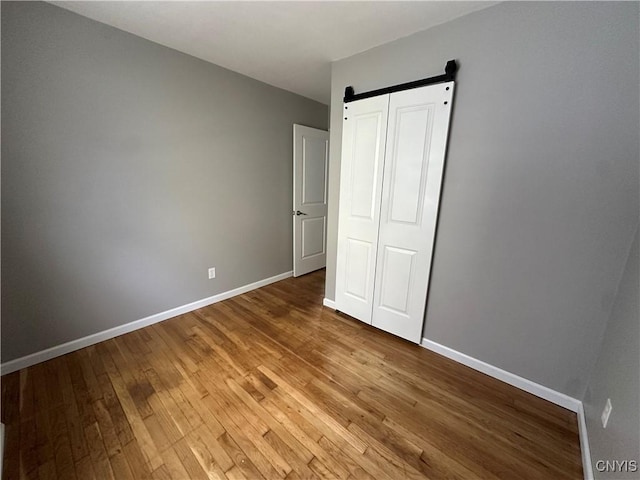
[293,124,329,277]
[371,82,455,343]
[335,95,390,322]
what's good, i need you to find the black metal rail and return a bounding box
[343,59,457,103]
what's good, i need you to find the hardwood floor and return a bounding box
[1,269,583,479]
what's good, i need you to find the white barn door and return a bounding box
[335,81,454,343]
[293,125,329,277]
[371,82,454,343]
[335,95,389,322]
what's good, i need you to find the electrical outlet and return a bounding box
[601,398,612,428]
[208,267,216,279]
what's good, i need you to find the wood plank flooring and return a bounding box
[1,269,583,479]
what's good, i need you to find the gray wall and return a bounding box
[1,1,327,362]
[326,2,639,397]
[584,225,639,478]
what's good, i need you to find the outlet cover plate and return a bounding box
[208,267,216,279]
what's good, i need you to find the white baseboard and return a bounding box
[420,338,581,412]
[323,298,336,309]
[421,338,592,479]
[0,271,293,376]
[577,403,594,480]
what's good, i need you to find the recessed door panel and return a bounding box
[302,137,328,205]
[388,105,434,225]
[301,217,326,258]
[344,239,372,301]
[378,246,416,315]
[350,114,383,219]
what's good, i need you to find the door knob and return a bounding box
[295,210,307,216]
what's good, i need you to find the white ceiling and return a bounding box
[52,1,496,104]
